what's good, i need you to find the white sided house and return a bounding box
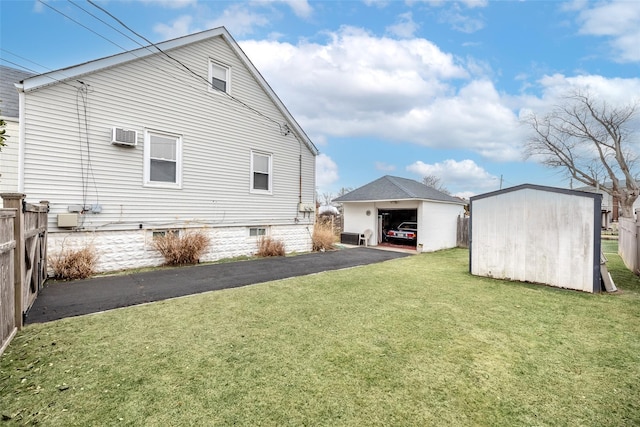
[470,184,602,293]
[334,175,466,252]
[4,27,318,273]
[0,66,34,193]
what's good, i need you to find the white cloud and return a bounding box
[375,162,396,172]
[406,159,498,193]
[205,4,270,37]
[531,73,640,109]
[241,27,530,162]
[141,0,197,8]
[316,153,339,191]
[386,12,419,38]
[279,0,313,18]
[153,15,194,39]
[239,25,637,169]
[575,0,640,62]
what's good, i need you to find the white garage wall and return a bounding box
[471,187,599,292]
[419,202,465,252]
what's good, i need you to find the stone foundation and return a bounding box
[47,224,314,274]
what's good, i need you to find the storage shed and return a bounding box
[334,175,466,251]
[470,184,602,293]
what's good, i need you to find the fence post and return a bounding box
[2,193,26,329]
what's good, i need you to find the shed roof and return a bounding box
[0,65,35,119]
[334,175,465,204]
[470,183,603,202]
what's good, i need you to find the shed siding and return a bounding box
[471,188,596,292]
[21,36,315,233]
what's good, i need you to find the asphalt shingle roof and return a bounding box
[334,175,465,204]
[0,65,35,119]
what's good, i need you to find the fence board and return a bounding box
[0,195,49,356]
[457,216,469,248]
[618,217,640,274]
[0,210,17,356]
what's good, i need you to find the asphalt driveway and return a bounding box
[26,247,412,324]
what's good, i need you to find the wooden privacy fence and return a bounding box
[457,215,469,248]
[0,194,49,355]
[618,216,640,274]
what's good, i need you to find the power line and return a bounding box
[86,0,288,131]
[67,0,144,48]
[37,0,129,52]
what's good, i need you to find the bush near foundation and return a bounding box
[312,222,336,252]
[257,236,285,257]
[49,245,97,280]
[152,230,210,265]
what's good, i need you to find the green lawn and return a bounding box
[1,248,639,426]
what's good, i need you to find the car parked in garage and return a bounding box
[386,221,417,243]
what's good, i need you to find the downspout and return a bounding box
[15,83,25,193]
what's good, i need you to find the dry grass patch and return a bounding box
[152,230,210,265]
[312,221,336,251]
[49,245,97,280]
[256,236,285,257]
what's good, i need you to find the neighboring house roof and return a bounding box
[334,175,466,204]
[17,26,318,156]
[0,65,35,118]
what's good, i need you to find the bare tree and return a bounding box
[523,90,639,217]
[321,192,333,206]
[422,175,450,195]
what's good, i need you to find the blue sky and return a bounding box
[1,0,639,200]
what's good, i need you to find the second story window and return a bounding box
[209,60,230,93]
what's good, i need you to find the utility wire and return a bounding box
[86,0,289,132]
[1,49,50,74]
[67,0,144,48]
[38,0,129,52]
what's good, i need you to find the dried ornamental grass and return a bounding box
[312,222,336,252]
[49,245,97,280]
[257,236,285,257]
[152,230,210,265]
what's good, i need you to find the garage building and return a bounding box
[334,175,466,252]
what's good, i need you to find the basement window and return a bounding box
[249,227,267,237]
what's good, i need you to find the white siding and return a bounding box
[0,118,19,192]
[342,203,379,244]
[471,188,597,292]
[419,201,464,252]
[20,34,316,272]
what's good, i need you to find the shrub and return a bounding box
[152,230,210,265]
[49,245,97,280]
[312,221,336,252]
[257,236,285,257]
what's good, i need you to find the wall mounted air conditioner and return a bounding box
[111,127,137,147]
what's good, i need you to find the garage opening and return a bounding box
[378,209,417,248]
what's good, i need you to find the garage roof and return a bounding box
[334,175,465,204]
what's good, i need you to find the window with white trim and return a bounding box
[144,130,182,188]
[209,60,230,93]
[249,227,267,237]
[251,151,272,194]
